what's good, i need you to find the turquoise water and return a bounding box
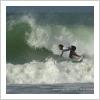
[6,7,94,84]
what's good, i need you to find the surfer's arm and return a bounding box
[60,49,69,56]
[63,48,69,52]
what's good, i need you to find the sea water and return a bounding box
[6,6,94,93]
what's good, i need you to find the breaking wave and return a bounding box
[6,13,94,84]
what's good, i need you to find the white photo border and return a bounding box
[1,1,99,99]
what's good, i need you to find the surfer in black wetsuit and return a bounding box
[58,44,81,58]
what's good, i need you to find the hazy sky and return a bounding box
[7,6,94,14]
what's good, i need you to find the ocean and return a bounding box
[6,6,94,94]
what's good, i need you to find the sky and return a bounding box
[6,6,94,14]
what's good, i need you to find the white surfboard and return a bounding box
[70,55,83,62]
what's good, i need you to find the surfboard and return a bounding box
[70,56,83,62]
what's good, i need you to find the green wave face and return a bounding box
[6,8,94,64]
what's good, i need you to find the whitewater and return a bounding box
[6,12,94,85]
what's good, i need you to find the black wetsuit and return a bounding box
[69,50,75,58]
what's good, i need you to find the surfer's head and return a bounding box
[58,44,64,50]
[70,45,76,51]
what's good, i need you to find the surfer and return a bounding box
[58,44,81,59]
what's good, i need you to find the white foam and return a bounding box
[7,58,94,84]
